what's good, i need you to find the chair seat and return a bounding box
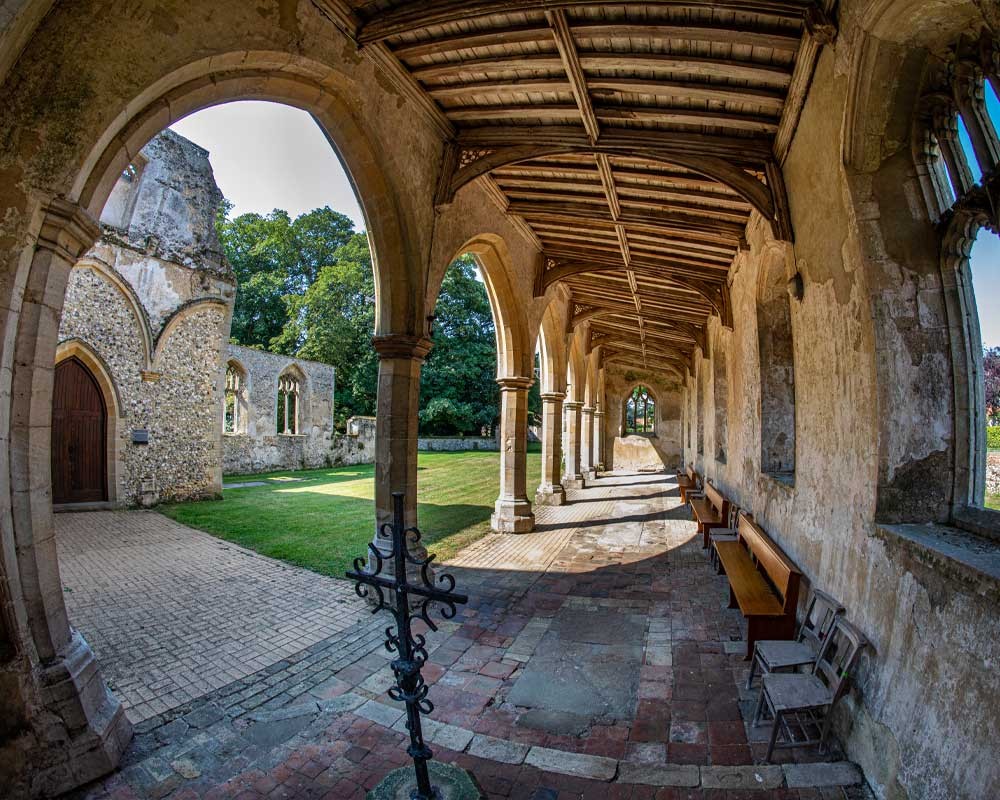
[709,527,737,541]
[762,673,832,712]
[756,639,816,670]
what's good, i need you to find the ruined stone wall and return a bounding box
[418,435,500,452]
[57,131,234,505]
[680,38,1000,800]
[223,344,335,475]
[604,366,682,472]
[329,416,376,467]
[988,452,1000,496]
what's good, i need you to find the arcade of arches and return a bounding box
[1,2,999,799]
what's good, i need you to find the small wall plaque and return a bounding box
[132,429,149,444]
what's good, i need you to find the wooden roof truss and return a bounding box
[317,0,837,371]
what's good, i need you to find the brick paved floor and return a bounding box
[65,473,871,799]
[56,511,369,722]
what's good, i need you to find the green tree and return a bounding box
[272,233,378,422]
[218,206,356,347]
[420,256,499,435]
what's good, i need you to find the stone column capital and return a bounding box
[539,392,565,402]
[594,410,606,418]
[581,405,595,414]
[496,376,533,391]
[36,197,101,262]
[371,334,433,362]
[563,400,583,410]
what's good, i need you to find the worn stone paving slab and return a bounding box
[64,471,874,800]
[55,510,368,722]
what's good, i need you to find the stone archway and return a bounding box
[0,45,431,795]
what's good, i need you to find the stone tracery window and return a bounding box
[914,34,1000,516]
[277,371,300,435]
[625,386,656,435]
[223,361,247,435]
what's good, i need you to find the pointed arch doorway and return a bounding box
[52,357,108,504]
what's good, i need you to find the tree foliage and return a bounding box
[986,346,1000,426]
[420,256,499,435]
[219,206,355,347]
[218,206,505,433]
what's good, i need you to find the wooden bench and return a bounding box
[676,464,701,504]
[715,514,801,660]
[691,481,731,549]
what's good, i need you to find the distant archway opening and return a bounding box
[625,386,656,435]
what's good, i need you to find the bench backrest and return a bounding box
[737,515,801,613]
[705,482,730,519]
[686,464,699,484]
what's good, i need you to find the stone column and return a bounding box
[563,400,585,489]
[594,409,606,472]
[492,377,535,532]
[371,334,432,551]
[4,199,131,796]
[535,392,566,506]
[580,405,596,480]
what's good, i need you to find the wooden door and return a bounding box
[52,358,107,504]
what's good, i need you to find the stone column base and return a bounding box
[562,475,585,489]
[491,498,535,533]
[584,469,597,481]
[31,631,132,797]
[535,486,566,506]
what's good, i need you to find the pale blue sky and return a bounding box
[171,100,999,347]
[170,102,365,229]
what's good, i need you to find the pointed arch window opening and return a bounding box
[277,372,301,435]
[224,362,247,435]
[625,386,656,436]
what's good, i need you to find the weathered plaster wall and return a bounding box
[223,344,335,475]
[604,366,682,472]
[680,38,1000,800]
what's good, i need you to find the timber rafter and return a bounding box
[331,0,833,364]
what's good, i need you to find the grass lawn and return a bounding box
[160,448,542,578]
[988,495,1000,511]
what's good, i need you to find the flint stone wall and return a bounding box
[223,344,335,475]
[987,452,1000,496]
[58,130,234,506]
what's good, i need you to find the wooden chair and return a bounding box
[690,482,731,548]
[745,588,844,689]
[714,515,801,660]
[752,617,869,761]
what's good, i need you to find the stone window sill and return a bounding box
[873,523,1000,600]
[762,471,795,490]
[278,433,307,438]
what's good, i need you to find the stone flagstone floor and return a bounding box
[61,472,872,799]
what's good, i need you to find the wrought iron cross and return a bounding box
[346,492,468,800]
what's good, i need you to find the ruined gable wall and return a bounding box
[682,37,1000,800]
[223,344,335,475]
[57,131,235,505]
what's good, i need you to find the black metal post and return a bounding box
[346,492,468,800]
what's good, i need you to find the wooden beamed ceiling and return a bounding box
[322,0,835,372]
